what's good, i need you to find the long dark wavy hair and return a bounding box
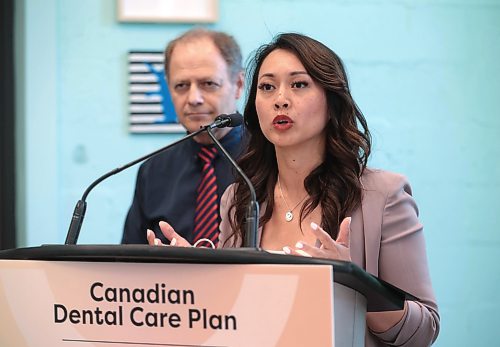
[226,33,371,246]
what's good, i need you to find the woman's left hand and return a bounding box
[283,217,351,261]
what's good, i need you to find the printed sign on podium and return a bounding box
[1,260,334,347]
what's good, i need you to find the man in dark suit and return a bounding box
[122,29,244,245]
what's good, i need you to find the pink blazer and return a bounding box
[218,169,439,347]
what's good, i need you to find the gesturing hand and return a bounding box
[146,221,192,247]
[283,217,352,261]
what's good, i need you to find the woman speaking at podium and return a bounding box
[148,33,440,347]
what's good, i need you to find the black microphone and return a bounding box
[64,113,243,245]
[210,112,244,129]
[205,117,259,249]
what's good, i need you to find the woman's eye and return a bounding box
[257,83,274,91]
[292,81,308,88]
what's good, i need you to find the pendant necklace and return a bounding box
[277,176,307,222]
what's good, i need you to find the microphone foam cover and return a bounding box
[227,112,243,127]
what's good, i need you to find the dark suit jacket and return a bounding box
[218,169,439,347]
[122,127,243,244]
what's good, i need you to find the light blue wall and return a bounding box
[16,0,500,346]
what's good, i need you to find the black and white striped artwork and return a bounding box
[128,51,184,133]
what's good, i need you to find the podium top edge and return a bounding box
[0,244,334,262]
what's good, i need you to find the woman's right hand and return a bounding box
[146,221,192,247]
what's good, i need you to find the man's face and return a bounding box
[167,37,243,143]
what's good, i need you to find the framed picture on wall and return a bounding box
[128,51,184,133]
[117,0,218,23]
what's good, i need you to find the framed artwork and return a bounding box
[118,0,218,23]
[128,51,184,133]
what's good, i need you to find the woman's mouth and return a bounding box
[272,115,293,130]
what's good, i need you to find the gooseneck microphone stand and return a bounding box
[65,127,207,245]
[205,127,259,248]
[65,113,247,246]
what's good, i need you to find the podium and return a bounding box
[0,245,411,346]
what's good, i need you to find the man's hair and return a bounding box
[164,28,243,81]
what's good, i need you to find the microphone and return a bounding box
[205,121,259,249]
[64,112,243,245]
[210,113,244,129]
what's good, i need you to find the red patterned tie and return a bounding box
[193,147,219,246]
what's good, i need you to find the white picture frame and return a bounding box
[117,0,218,23]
